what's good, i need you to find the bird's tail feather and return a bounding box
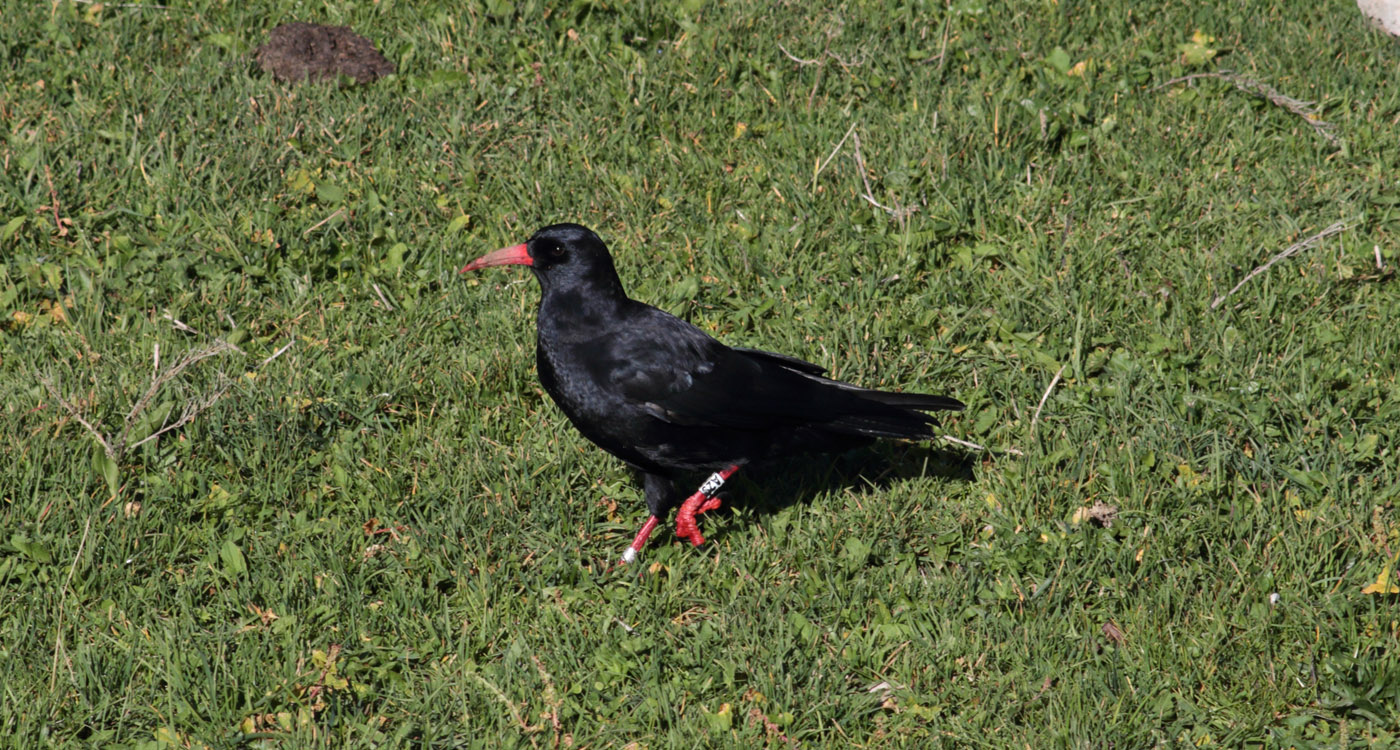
[792,370,964,440]
[831,414,937,440]
[828,395,960,441]
[858,390,965,413]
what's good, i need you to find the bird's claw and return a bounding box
[673,465,740,547]
[675,494,722,546]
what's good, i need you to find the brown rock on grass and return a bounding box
[256,22,394,85]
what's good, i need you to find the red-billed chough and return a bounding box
[461,223,964,565]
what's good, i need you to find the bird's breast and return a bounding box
[534,337,671,468]
[536,336,628,423]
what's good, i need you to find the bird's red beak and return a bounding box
[460,243,532,273]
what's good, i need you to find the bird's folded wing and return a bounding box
[605,306,954,437]
[613,351,839,429]
[727,346,827,375]
[604,313,832,429]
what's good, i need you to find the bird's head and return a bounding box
[461,223,623,297]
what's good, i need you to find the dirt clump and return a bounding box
[256,22,394,85]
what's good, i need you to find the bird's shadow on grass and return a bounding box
[698,442,978,534]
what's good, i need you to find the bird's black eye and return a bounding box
[545,242,567,260]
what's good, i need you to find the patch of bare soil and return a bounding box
[256,22,394,85]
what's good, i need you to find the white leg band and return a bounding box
[698,471,727,496]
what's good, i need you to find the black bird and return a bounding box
[461,224,964,564]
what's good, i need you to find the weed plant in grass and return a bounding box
[2,0,1399,747]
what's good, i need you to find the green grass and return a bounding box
[4,0,1400,746]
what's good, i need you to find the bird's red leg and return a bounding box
[618,515,661,565]
[674,464,741,546]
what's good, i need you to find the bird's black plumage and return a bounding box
[462,223,964,558]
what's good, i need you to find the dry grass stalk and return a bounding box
[1210,221,1352,310]
[1030,364,1067,439]
[1152,70,1340,146]
[39,340,237,462]
[851,132,919,229]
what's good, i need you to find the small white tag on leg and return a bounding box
[698,471,727,496]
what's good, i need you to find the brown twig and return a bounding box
[39,375,116,458]
[811,121,858,192]
[303,207,346,237]
[370,282,395,311]
[162,313,199,335]
[851,132,918,229]
[776,42,822,66]
[41,165,70,237]
[778,21,864,111]
[1150,70,1340,146]
[941,434,1025,457]
[1210,221,1352,311]
[261,339,296,368]
[1030,365,1066,439]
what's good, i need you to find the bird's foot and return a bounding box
[614,465,741,565]
[674,465,741,547]
[675,493,723,546]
